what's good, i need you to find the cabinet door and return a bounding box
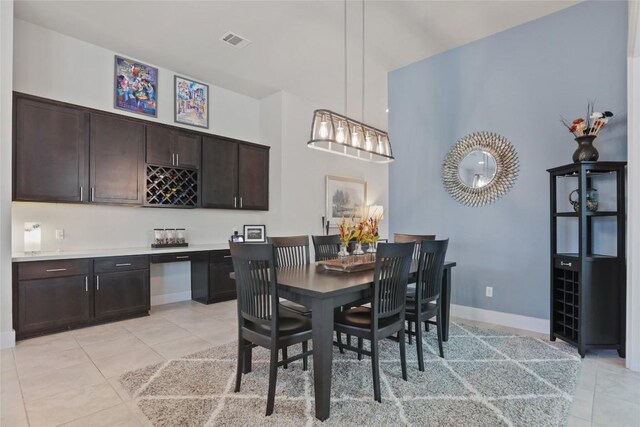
[238,144,269,210]
[18,275,91,335]
[146,124,174,166]
[14,97,89,202]
[201,137,238,208]
[94,270,149,320]
[209,261,236,302]
[174,131,201,169]
[90,114,145,204]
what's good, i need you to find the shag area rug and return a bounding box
[119,321,581,427]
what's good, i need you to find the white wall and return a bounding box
[1,1,15,348]
[7,20,389,340]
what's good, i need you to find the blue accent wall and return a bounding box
[388,1,627,319]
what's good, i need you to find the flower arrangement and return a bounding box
[338,215,357,247]
[561,101,614,137]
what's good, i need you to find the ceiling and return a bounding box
[14,0,579,129]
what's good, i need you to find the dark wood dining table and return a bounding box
[236,259,456,421]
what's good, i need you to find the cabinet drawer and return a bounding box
[94,255,149,273]
[150,252,203,264]
[555,257,579,272]
[18,259,90,281]
[210,250,231,263]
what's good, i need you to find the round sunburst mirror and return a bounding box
[442,132,519,207]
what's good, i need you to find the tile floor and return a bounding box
[0,300,638,427]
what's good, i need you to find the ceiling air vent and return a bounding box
[220,31,251,49]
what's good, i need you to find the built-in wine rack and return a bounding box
[146,165,198,207]
[552,266,579,344]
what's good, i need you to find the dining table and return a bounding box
[236,259,456,421]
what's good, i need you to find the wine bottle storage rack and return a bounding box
[552,267,579,343]
[146,165,198,207]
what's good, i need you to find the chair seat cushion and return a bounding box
[280,300,312,316]
[245,305,312,336]
[335,306,399,328]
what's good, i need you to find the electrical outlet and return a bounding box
[486,286,493,298]
[55,229,65,240]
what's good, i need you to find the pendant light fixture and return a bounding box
[307,0,394,163]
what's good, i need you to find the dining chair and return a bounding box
[311,234,340,261]
[333,242,414,402]
[272,234,350,354]
[393,233,436,341]
[230,242,312,416]
[405,239,449,370]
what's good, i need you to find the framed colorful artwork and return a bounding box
[174,75,209,128]
[114,55,158,117]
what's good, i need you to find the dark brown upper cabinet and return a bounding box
[201,137,269,210]
[146,124,201,169]
[13,96,89,202]
[238,144,269,210]
[90,113,145,205]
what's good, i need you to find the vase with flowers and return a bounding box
[561,102,614,163]
[353,219,369,256]
[338,216,355,257]
[366,215,381,256]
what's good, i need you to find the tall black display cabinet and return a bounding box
[548,161,626,358]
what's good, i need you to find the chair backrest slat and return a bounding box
[373,242,414,321]
[394,233,436,259]
[270,235,310,267]
[312,234,341,261]
[230,242,278,333]
[416,239,449,305]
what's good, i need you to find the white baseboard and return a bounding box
[0,330,15,348]
[151,291,192,307]
[450,304,550,334]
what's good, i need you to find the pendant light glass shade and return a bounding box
[307,109,394,163]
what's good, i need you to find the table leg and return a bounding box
[441,267,452,342]
[312,299,334,421]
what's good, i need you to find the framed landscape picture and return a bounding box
[174,75,209,128]
[114,55,158,117]
[326,175,367,223]
[243,225,266,243]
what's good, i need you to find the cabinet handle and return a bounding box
[96,275,100,290]
[115,263,132,267]
[240,197,243,209]
[80,186,83,201]
[223,255,232,258]
[85,276,88,292]
[172,153,175,166]
[91,187,95,202]
[560,261,572,267]
[176,153,179,166]
[175,255,189,259]
[45,268,67,272]
[234,197,237,208]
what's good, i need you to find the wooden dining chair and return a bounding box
[311,234,340,261]
[405,239,449,370]
[333,242,414,402]
[393,233,436,341]
[230,242,312,416]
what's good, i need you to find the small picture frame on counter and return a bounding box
[231,234,245,243]
[243,225,266,243]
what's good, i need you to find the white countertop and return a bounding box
[12,243,230,262]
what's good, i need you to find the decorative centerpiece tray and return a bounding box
[151,243,189,249]
[317,257,376,273]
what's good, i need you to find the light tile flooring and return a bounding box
[1,300,638,427]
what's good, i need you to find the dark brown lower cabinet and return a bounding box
[17,275,91,337]
[95,270,150,321]
[191,250,236,304]
[14,256,150,340]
